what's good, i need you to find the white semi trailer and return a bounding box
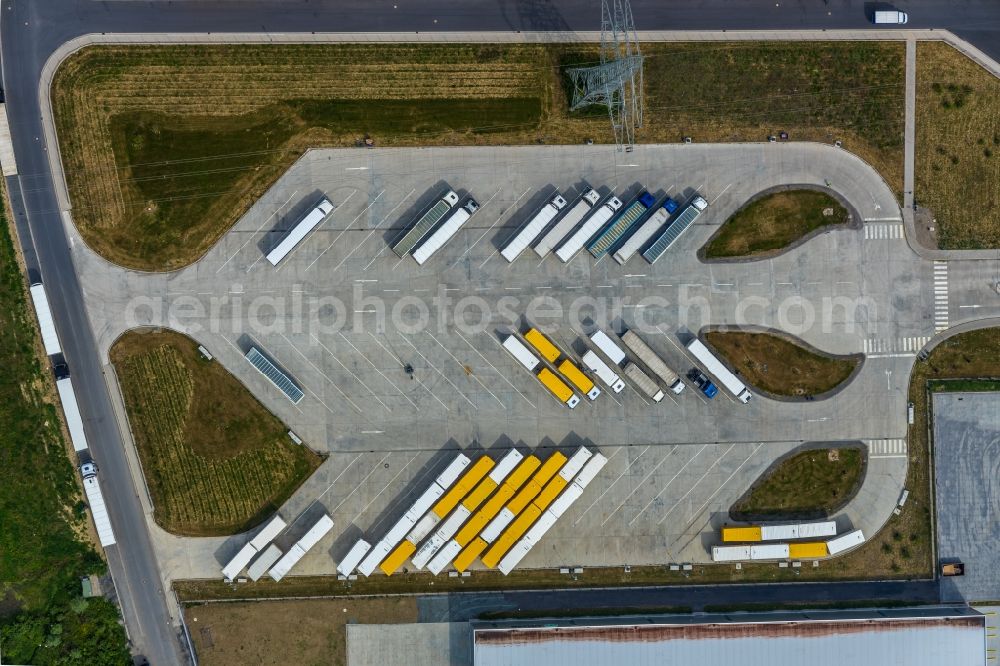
[29,283,61,356]
[623,362,665,402]
[501,194,567,262]
[621,330,685,394]
[580,350,626,393]
[392,190,460,257]
[265,197,334,266]
[412,199,479,265]
[554,196,623,263]
[686,337,752,403]
[80,463,116,547]
[55,374,89,452]
[612,206,668,265]
[533,189,601,258]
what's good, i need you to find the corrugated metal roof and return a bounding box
[473,609,986,666]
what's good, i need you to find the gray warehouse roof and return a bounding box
[473,607,986,666]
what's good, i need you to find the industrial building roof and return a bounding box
[472,607,986,666]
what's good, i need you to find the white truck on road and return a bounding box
[686,337,752,403]
[80,463,116,547]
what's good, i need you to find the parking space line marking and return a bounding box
[217,189,297,273]
[304,189,385,272]
[218,334,303,416]
[604,447,678,527]
[426,330,505,408]
[574,446,649,526]
[314,452,364,504]
[632,444,709,525]
[462,330,534,407]
[658,443,737,526]
[478,189,534,269]
[351,453,420,523]
[445,186,516,268]
[334,188,415,272]
[336,332,418,409]
[274,190,357,272]
[681,443,764,528]
[279,333,364,414]
[397,332,477,409]
[363,332,444,410]
[710,183,733,205]
[331,453,392,513]
[601,446,677,527]
[308,334,390,412]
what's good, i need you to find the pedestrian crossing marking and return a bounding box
[864,223,905,240]
[863,336,930,356]
[867,438,907,458]
[933,262,949,333]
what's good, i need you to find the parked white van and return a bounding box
[874,10,908,24]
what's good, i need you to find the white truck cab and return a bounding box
[874,10,908,24]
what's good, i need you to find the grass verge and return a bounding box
[915,42,1000,249]
[0,184,130,662]
[184,596,417,666]
[730,447,865,520]
[53,41,904,270]
[704,329,862,398]
[174,326,999,598]
[109,329,323,536]
[701,189,850,259]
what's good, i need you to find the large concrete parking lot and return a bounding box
[66,143,1000,575]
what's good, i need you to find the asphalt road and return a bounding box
[3,1,1000,664]
[428,579,944,621]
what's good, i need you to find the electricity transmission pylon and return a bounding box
[566,0,644,151]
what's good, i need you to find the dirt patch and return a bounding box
[110,328,323,535]
[915,42,1000,249]
[703,328,863,400]
[700,187,855,261]
[185,596,418,666]
[730,443,867,521]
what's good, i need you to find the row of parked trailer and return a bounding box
[501,322,754,409]
[221,512,335,582]
[28,281,117,548]
[262,184,707,269]
[711,520,866,562]
[337,446,608,578]
[503,188,708,265]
